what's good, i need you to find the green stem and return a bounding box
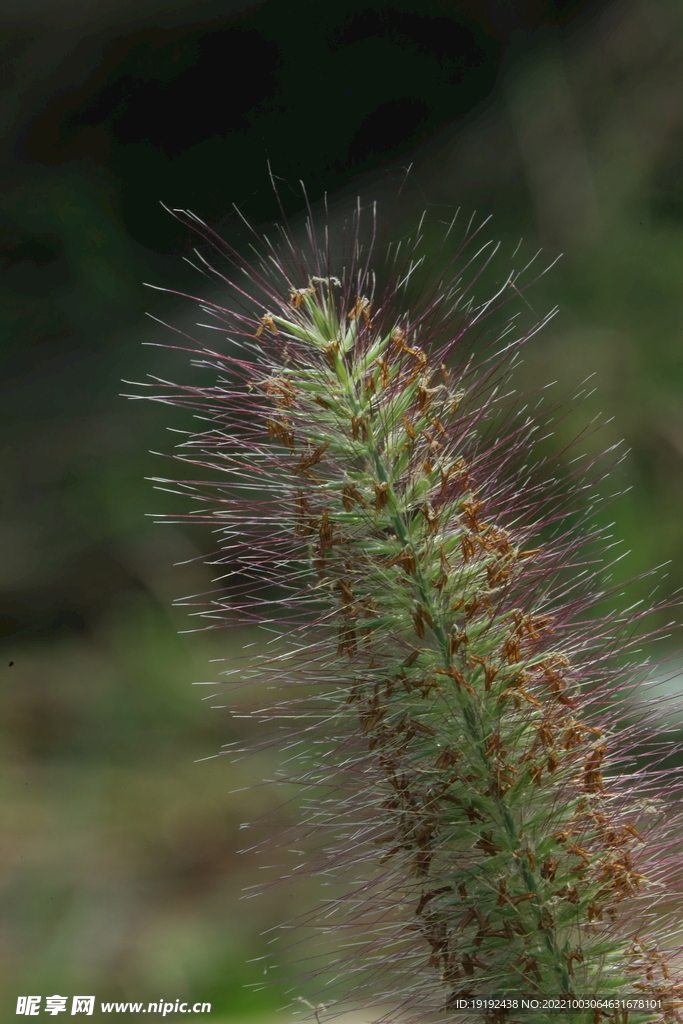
[337,354,573,997]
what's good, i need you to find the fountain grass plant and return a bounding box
[134,197,683,1024]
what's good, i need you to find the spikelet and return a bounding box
[138,201,683,1024]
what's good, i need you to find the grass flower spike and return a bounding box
[140,201,683,1024]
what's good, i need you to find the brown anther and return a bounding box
[417,384,432,412]
[484,732,504,756]
[439,464,452,498]
[498,681,543,708]
[390,326,406,349]
[501,633,522,663]
[541,857,558,881]
[562,722,602,749]
[374,481,389,509]
[341,483,368,510]
[486,561,510,588]
[375,357,390,387]
[431,572,449,593]
[461,952,489,975]
[566,843,592,868]
[351,414,367,440]
[464,594,491,620]
[295,440,330,474]
[461,498,485,533]
[535,723,555,748]
[583,745,607,793]
[522,957,543,983]
[550,829,573,844]
[385,547,416,574]
[448,630,468,655]
[434,664,476,696]
[481,525,513,556]
[402,416,416,440]
[294,491,315,536]
[449,391,465,413]
[289,286,315,308]
[465,803,485,823]
[267,417,295,449]
[348,296,371,323]
[255,313,278,336]
[360,707,385,733]
[321,340,340,369]
[264,376,296,407]
[554,885,580,904]
[336,579,354,604]
[405,346,428,370]
[539,907,554,930]
[513,611,555,639]
[415,886,450,916]
[421,428,442,450]
[563,949,584,976]
[448,456,471,486]
[414,719,437,736]
[476,832,503,857]
[587,900,603,922]
[435,746,461,769]
[422,510,440,537]
[461,534,477,563]
[419,604,435,628]
[469,655,499,692]
[488,759,518,797]
[508,892,537,906]
[318,508,334,551]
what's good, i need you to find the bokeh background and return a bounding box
[3,0,683,1020]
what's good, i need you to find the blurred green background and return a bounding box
[3,0,683,1019]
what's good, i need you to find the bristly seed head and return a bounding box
[135,199,683,1024]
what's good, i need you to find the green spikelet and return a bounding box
[144,207,683,1024]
